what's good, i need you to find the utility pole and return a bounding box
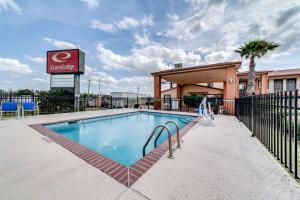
[87,79,91,98]
[137,85,140,105]
[98,79,101,95]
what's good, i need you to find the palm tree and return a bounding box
[235,40,280,96]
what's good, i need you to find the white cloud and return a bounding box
[166,13,179,21]
[2,80,13,85]
[115,17,139,29]
[25,55,46,64]
[162,0,300,69]
[9,73,20,78]
[91,15,154,32]
[80,0,99,8]
[164,0,227,41]
[0,0,22,14]
[84,65,116,83]
[82,65,153,95]
[134,33,151,46]
[204,51,234,64]
[140,15,154,26]
[0,57,33,74]
[91,19,116,33]
[33,78,48,83]
[95,43,201,74]
[43,37,77,49]
[115,16,154,29]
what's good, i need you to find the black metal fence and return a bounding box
[0,93,152,116]
[235,90,300,180]
[153,97,235,115]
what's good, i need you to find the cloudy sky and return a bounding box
[0,0,300,95]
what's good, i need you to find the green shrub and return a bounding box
[195,95,205,107]
[183,95,195,107]
[212,104,219,114]
[183,94,205,108]
[134,104,140,108]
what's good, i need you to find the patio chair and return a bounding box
[22,102,39,118]
[0,102,20,119]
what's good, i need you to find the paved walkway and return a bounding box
[0,110,299,200]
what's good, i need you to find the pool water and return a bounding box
[45,112,196,167]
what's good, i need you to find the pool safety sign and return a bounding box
[47,49,85,74]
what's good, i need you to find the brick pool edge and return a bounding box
[29,114,200,187]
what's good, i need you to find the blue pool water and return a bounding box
[45,112,196,167]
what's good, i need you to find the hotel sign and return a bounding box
[47,49,85,74]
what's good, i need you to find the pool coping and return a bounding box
[29,111,201,187]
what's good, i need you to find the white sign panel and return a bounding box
[50,74,74,88]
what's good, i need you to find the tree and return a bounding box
[15,89,34,96]
[235,40,280,96]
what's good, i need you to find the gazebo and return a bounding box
[151,61,242,114]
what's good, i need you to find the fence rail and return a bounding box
[0,94,151,116]
[153,97,235,114]
[0,93,236,115]
[235,90,300,180]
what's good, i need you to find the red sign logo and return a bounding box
[51,52,72,63]
[47,49,79,74]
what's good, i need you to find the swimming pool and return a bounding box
[45,111,196,167]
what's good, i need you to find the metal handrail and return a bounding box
[154,120,180,148]
[142,125,173,158]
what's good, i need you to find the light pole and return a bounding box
[98,79,101,95]
[87,79,91,98]
[137,85,140,105]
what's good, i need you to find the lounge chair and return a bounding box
[0,102,20,119]
[22,102,39,118]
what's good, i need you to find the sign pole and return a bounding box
[74,74,80,112]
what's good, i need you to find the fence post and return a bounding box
[273,93,276,156]
[294,89,298,178]
[289,90,292,172]
[284,91,288,167]
[251,95,254,136]
[110,96,113,109]
[9,91,12,102]
[276,92,280,160]
[280,92,283,163]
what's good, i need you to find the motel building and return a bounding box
[151,61,300,114]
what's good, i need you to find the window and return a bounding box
[257,80,261,89]
[239,82,246,90]
[274,79,283,92]
[257,80,261,94]
[286,78,296,91]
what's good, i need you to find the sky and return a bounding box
[0,0,300,96]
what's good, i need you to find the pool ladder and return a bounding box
[142,120,180,159]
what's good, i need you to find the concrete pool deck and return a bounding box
[0,109,300,200]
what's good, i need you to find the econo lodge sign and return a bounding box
[47,49,85,74]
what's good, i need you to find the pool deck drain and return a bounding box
[30,112,200,187]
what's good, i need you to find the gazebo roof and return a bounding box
[151,61,242,84]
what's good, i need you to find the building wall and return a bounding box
[181,85,223,98]
[267,75,300,93]
[161,87,177,98]
[198,82,224,89]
